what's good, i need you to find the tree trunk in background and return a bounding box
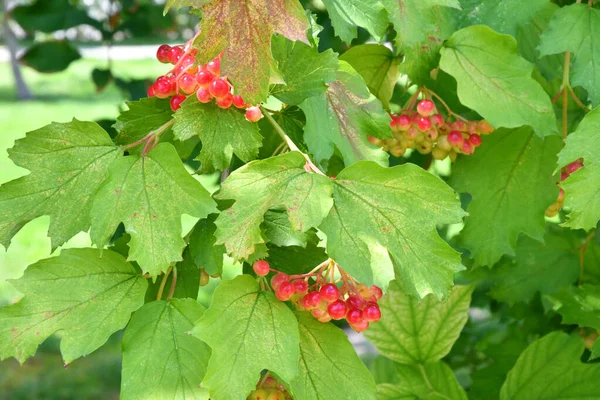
[2,0,33,100]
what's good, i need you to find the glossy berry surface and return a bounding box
[252,260,270,277]
[417,99,435,116]
[209,78,230,98]
[156,44,171,64]
[246,107,263,122]
[275,281,295,301]
[170,94,186,111]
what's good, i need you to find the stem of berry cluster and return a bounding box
[156,266,173,301]
[260,106,326,175]
[167,267,178,300]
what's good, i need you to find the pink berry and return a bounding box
[168,46,184,64]
[346,309,363,325]
[275,281,295,301]
[450,120,467,132]
[416,116,432,132]
[468,133,482,147]
[350,320,369,333]
[292,280,308,294]
[346,295,366,310]
[156,44,171,63]
[196,89,212,103]
[216,92,233,109]
[461,141,474,155]
[363,302,381,322]
[252,260,270,277]
[319,284,339,303]
[447,131,464,147]
[245,107,263,122]
[271,273,289,290]
[232,95,247,109]
[196,70,215,88]
[432,114,444,127]
[371,285,383,300]
[311,308,327,319]
[304,292,322,309]
[561,171,569,181]
[170,94,186,111]
[397,115,412,131]
[154,76,175,99]
[207,58,221,76]
[147,84,156,98]
[327,300,347,320]
[209,78,230,98]
[179,73,197,94]
[566,162,583,174]
[417,99,435,116]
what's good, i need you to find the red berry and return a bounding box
[276,281,295,301]
[179,73,197,94]
[168,46,184,64]
[566,161,583,174]
[346,309,363,325]
[170,94,186,111]
[561,171,569,181]
[450,120,467,132]
[346,295,366,310]
[245,107,263,123]
[154,76,175,98]
[147,84,156,97]
[468,134,482,147]
[196,89,212,103]
[209,78,230,98]
[447,131,464,147]
[292,280,308,294]
[432,114,444,127]
[319,284,339,303]
[397,115,412,131]
[327,300,347,320]
[207,58,221,75]
[363,302,381,322]
[156,44,171,63]
[461,141,474,155]
[216,92,233,109]
[350,320,369,333]
[271,273,289,290]
[252,260,270,277]
[232,95,247,109]
[417,99,435,117]
[196,70,215,88]
[304,291,322,309]
[311,308,327,319]
[416,116,432,132]
[371,285,383,300]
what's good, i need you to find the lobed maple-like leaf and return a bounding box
[450,127,562,267]
[191,275,299,400]
[214,152,333,262]
[320,0,388,44]
[538,4,600,107]
[299,61,391,169]
[0,249,147,364]
[0,119,121,250]
[547,285,600,332]
[320,162,465,298]
[90,143,217,277]
[194,0,309,105]
[459,0,549,36]
[440,25,558,137]
[121,299,211,400]
[113,97,173,145]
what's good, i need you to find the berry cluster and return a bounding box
[369,98,494,161]
[148,43,263,122]
[247,375,292,400]
[546,159,584,217]
[253,260,383,333]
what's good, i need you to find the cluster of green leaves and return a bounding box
[2,0,600,399]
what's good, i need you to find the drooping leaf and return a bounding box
[488,228,580,305]
[538,4,600,107]
[19,40,81,73]
[440,26,558,137]
[173,97,262,173]
[320,162,465,297]
[365,281,473,364]
[500,332,600,400]
[214,152,333,262]
[459,0,548,36]
[290,312,377,400]
[194,0,309,104]
[114,97,173,145]
[320,0,389,44]
[263,210,314,248]
[0,249,147,364]
[382,0,461,47]
[121,299,211,400]
[547,285,600,331]
[271,35,339,105]
[191,275,299,400]
[340,44,401,110]
[189,216,225,276]
[12,0,99,33]
[0,120,120,250]
[450,128,562,267]
[90,143,217,277]
[299,61,391,169]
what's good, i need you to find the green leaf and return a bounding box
[558,106,600,167]
[90,143,217,277]
[163,0,208,14]
[548,285,600,331]
[299,61,391,168]
[121,299,211,400]
[561,163,600,231]
[214,152,333,262]
[377,362,467,400]
[488,228,580,305]
[365,281,473,364]
[450,128,562,267]
[194,0,309,104]
[189,216,224,276]
[266,241,328,276]
[500,332,600,400]
[382,0,461,46]
[0,120,120,249]
[91,68,112,92]
[12,0,99,33]
[20,40,81,73]
[538,4,600,107]
[271,35,339,105]
[173,96,262,173]
[459,0,548,36]
[263,210,313,248]
[191,275,299,400]
[0,249,146,364]
[440,25,557,137]
[320,162,465,297]
[320,0,389,43]
[340,44,401,110]
[290,312,376,400]
[146,249,202,301]
[114,97,173,145]
[258,106,308,156]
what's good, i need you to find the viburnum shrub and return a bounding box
[1,1,600,400]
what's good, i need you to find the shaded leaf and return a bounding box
[548,285,600,331]
[321,0,388,43]
[189,216,224,277]
[459,0,548,36]
[20,41,81,73]
[114,97,173,145]
[12,0,99,32]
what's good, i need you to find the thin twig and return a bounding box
[157,266,173,301]
[123,119,175,152]
[568,86,591,112]
[426,89,468,122]
[167,267,178,300]
[551,88,564,104]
